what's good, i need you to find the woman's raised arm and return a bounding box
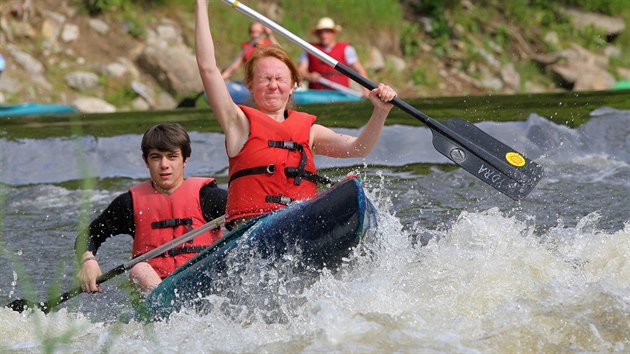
[195,0,249,157]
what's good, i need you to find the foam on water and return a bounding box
[1,194,628,352]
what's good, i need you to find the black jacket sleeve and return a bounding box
[74,192,134,257]
[199,182,227,221]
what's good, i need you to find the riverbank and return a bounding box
[0,0,628,112]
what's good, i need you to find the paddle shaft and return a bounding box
[315,77,363,97]
[6,215,225,313]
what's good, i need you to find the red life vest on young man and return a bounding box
[130,177,221,279]
[307,41,350,90]
[226,105,318,224]
[242,38,273,62]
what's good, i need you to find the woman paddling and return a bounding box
[195,0,397,229]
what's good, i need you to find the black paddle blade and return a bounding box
[431,118,543,200]
[6,298,51,314]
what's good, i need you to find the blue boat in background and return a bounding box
[0,102,78,117]
[226,80,363,105]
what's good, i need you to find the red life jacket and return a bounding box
[307,41,350,90]
[226,105,318,223]
[130,177,221,279]
[242,38,273,62]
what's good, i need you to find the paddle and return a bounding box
[177,32,265,108]
[314,77,364,98]
[223,0,543,200]
[6,215,225,313]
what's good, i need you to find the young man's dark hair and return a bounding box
[141,122,192,162]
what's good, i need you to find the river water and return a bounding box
[0,96,629,352]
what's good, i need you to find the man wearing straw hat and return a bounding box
[298,17,370,96]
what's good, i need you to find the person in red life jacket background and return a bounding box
[298,17,370,97]
[195,0,396,229]
[221,21,279,80]
[75,123,227,294]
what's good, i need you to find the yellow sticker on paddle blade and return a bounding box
[505,152,526,167]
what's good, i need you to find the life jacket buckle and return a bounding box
[265,195,294,205]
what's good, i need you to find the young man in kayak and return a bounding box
[221,21,279,80]
[195,0,396,229]
[298,17,370,96]
[75,123,227,294]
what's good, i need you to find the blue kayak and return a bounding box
[142,177,377,320]
[0,102,77,117]
[225,81,363,105]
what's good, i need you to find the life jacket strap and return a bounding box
[268,140,308,185]
[166,245,207,257]
[268,140,302,151]
[228,164,276,185]
[151,217,193,231]
[284,167,333,186]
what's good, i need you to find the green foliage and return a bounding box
[409,66,439,87]
[123,15,146,38]
[516,61,554,90]
[410,0,455,40]
[81,0,171,15]
[79,0,148,37]
[572,25,609,49]
[405,0,457,58]
[554,0,628,15]
[82,0,127,15]
[279,0,403,57]
[103,79,138,107]
[400,22,422,57]
[491,25,510,47]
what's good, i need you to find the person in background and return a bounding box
[298,17,370,96]
[221,21,279,80]
[76,123,227,294]
[195,0,397,229]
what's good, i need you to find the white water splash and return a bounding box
[1,205,628,352]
